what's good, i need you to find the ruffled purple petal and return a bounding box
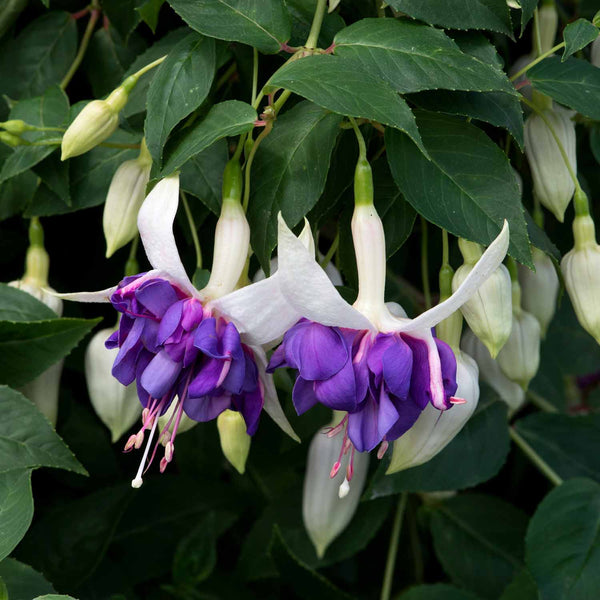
[267,344,288,372]
[136,279,179,318]
[347,395,380,452]
[401,334,432,409]
[377,387,400,440]
[385,397,423,441]
[292,377,319,415]
[382,336,412,399]
[184,393,231,422]
[313,358,358,412]
[232,385,264,436]
[140,350,182,399]
[435,338,458,402]
[193,317,220,357]
[188,358,227,398]
[158,300,184,345]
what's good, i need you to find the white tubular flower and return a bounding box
[461,330,526,415]
[518,248,559,336]
[452,238,512,358]
[524,107,577,222]
[302,421,369,559]
[85,326,141,442]
[103,139,152,258]
[216,409,251,474]
[538,3,558,54]
[561,213,600,345]
[496,281,541,390]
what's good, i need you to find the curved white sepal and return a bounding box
[51,285,117,303]
[253,345,300,442]
[298,218,316,258]
[137,174,197,297]
[277,213,374,331]
[399,221,510,333]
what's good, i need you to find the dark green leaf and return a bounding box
[526,478,600,600]
[429,494,528,599]
[399,584,483,600]
[451,31,504,69]
[386,111,531,266]
[172,512,217,585]
[525,210,560,261]
[101,0,140,41]
[334,19,515,94]
[0,12,76,99]
[192,268,211,289]
[137,0,166,33]
[0,284,57,321]
[145,32,216,164]
[0,317,100,387]
[248,101,342,272]
[0,386,86,474]
[33,153,70,205]
[365,387,510,497]
[0,0,28,39]
[0,559,55,600]
[591,126,600,166]
[563,19,599,61]
[161,100,257,175]
[519,0,537,34]
[0,170,37,220]
[286,0,344,48]
[386,0,513,37]
[514,413,600,483]
[499,569,539,600]
[529,56,600,121]
[169,0,292,54]
[0,470,33,562]
[268,55,426,155]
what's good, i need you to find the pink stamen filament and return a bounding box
[131,413,160,488]
[450,396,467,405]
[377,439,389,460]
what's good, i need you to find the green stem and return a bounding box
[273,89,292,115]
[509,427,563,486]
[442,229,449,266]
[533,8,543,57]
[132,55,166,79]
[420,217,432,310]
[232,133,247,163]
[60,1,100,90]
[320,233,339,269]
[124,236,139,277]
[380,493,408,600]
[305,0,328,49]
[348,117,367,162]
[251,48,259,105]
[510,41,565,81]
[527,390,559,413]
[242,121,273,212]
[180,191,202,269]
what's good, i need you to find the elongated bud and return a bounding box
[302,423,369,559]
[387,351,479,474]
[61,77,136,160]
[496,280,541,390]
[518,248,559,336]
[452,239,512,358]
[592,37,600,67]
[524,108,577,222]
[216,409,251,474]
[0,131,25,147]
[538,3,558,54]
[561,213,600,344]
[202,159,250,300]
[0,119,33,134]
[103,139,152,257]
[85,327,141,442]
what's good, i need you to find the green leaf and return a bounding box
[268,55,426,155]
[0,317,100,387]
[365,387,510,497]
[101,0,140,41]
[526,478,600,600]
[386,0,513,38]
[247,101,342,272]
[0,284,57,321]
[0,170,37,220]
[562,19,599,61]
[145,32,216,164]
[169,0,291,54]
[525,210,560,261]
[0,12,76,99]
[286,0,345,48]
[499,569,539,600]
[529,56,600,121]
[0,470,33,562]
[386,111,531,266]
[0,386,86,474]
[514,414,600,483]
[137,0,166,33]
[429,495,528,599]
[33,153,70,206]
[399,584,483,600]
[172,512,217,585]
[334,19,515,95]
[451,31,504,69]
[0,559,55,600]
[161,100,257,175]
[0,86,69,184]
[519,0,537,34]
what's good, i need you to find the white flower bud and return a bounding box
[538,4,559,54]
[592,37,600,68]
[561,214,600,345]
[85,327,141,442]
[303,425,369,559]
[518,248,559,336]
[496,282,541,390]
[461,330,526,415]
[103,139,152,258]
[524,107,577,222]
[452,239,512,358]
[216,409,251,474]
[387,351,479,474]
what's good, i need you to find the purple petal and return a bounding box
[401,334,432,409]
[136,279,179,317]
[140,350,182,399]
[292,377,319,415]
[158,301,184,344]
[105,329,119,349]
[188,358,227,397]
[347,395,380,452]
[232,385,264,436]
[112,318,145,385]
[313,359,358,412]
[221,321,243,360]
[222,354,246,395]
[193,318,220,357]
[181,298,204,331]
[267,344,287,372]
[435,338,458,401]
[377,387,400,440]
[385,397,423,441]
[382,336,412,399]
[184,393,231,422]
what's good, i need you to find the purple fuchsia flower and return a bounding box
[58,172,301,487]
[269,199,509,490]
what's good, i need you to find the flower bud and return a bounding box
[103,139,152,257]
[524,107,577,222]
[496,282,541,390]
[0,131,25,147]
[518,248,559,336]
[592,37,600,67]
[0,119,33,134]
[461,330,526,415]
[452,239,512,358]
[538,3,558,54]
[61,80,133,160]
[216,409,251,474]
[85,327,141,442]
[303,423,369,559]
[387,351,479,474]
[561,214,600,344]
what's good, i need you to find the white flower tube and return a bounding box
[538,3,558,54]
[303,422,369,559]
